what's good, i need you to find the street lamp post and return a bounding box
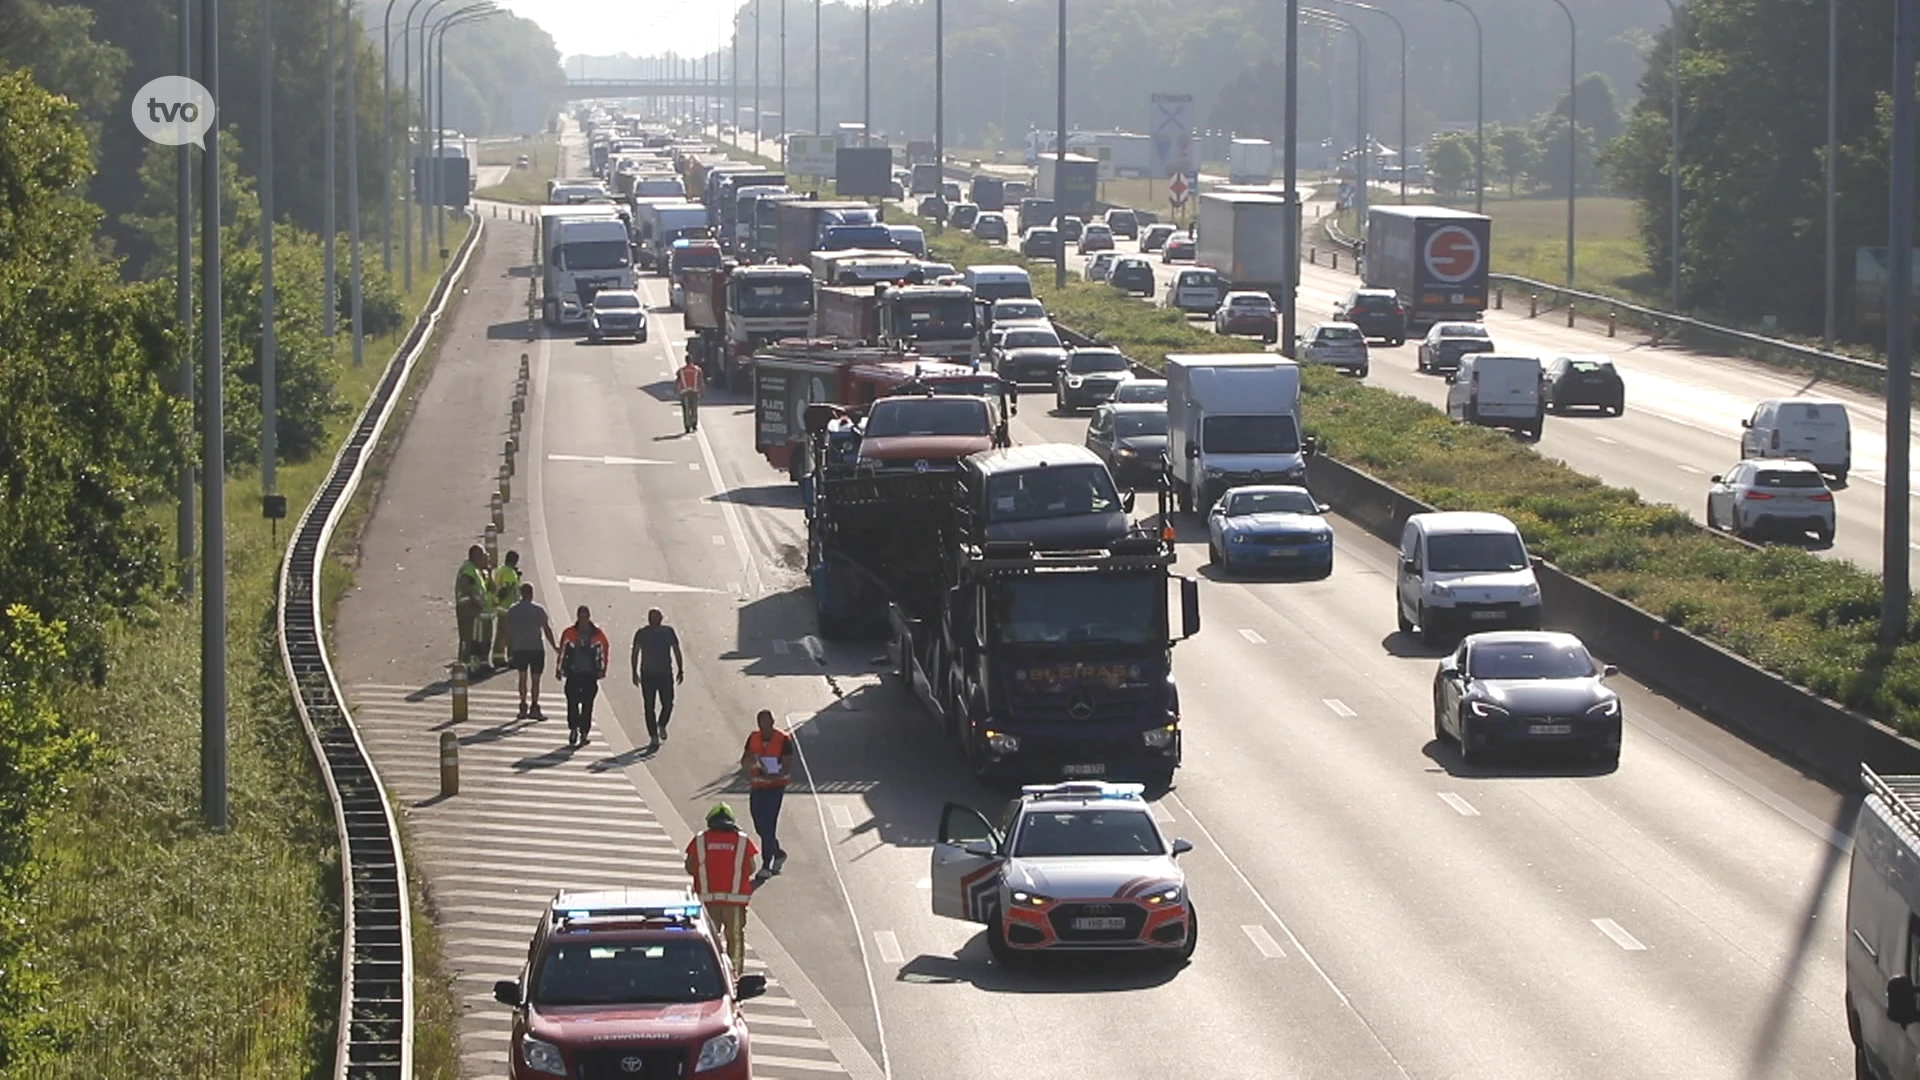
[1322,0,1405,205]
[323,0,336,337]
[345,0,364,370]
[754,0,761,156]
[410,0,456,280]
[1825,0,1839,344]
[1545,0,1576,288]
[935,0,944,193]
[176,0,193,595]
[814,0,822,138]
[863,0,871,144]
[1440,0,1484,214]
[1054,0,1066,289]
[260,0,276,492]
[1283,0,1299,354]
[399,0,444,295]
[432,5,496,255]
[382,0,401,275]
[779,0,786,165]
[1659,0,1683,313]
[198,0,226,831]
[1884,0,1916,645]
[1305,11,1368,239]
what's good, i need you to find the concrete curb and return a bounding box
[1304,453,1920,788]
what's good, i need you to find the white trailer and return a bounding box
[1229,139,1275,184]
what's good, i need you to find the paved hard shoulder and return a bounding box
[347,680,854,1080]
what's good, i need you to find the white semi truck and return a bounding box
[537,205,636,327]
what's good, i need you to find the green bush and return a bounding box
[930,230,1920,736]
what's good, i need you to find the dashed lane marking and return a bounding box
[713,533,727,545]
[546,453,674,465]
[873,931,905,965]
[831,803,856,830]
[1322,698,1356,717]
[554,573,722,594]
[1242,925,1287,959]
[1149,801,1174,824]
[1238,628,1267,645]
[1677,463,1703,474]
[1591,917,1649,951]
[1437,792,1481,817]
[1594,435,1620,445]
[345,682,854,1079]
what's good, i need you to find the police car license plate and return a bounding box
[1528,723,1573,735]
[1072,917,1128,931]
[1063,764,1106,777]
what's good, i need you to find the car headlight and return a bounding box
[1231,532,1249,544]
[1586,698,1620,719]
[1467,700,1508,718]
[695,1029,740,1072]
[1313,530,1333,543]
[1142,725,1177,748]
[1010,889,1054,907]
[1067,375,1084,387]
[985,730,1021,753]
[1428,582,1453,597]
[1141,883,1183,906]
[521,1035,567,1076]
[1115,447,1136,458]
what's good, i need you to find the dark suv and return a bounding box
[1054,347,1132,412]
[1333,288,1408,346]
[1103,208,1139,239]
[1108,257,1155,296]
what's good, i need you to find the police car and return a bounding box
[492,888,768,1079]
[931,781,1196,965]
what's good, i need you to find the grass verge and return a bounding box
[477,133,559,168]
[20,213,470,1078]
[929,231,1920,736]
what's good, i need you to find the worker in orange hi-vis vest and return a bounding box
[685,803,758,974]
[675,357,706,434]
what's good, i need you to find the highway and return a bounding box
[980,201,1920,580]
[459,161,1858,1076]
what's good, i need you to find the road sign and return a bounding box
[1168,173,1189,204]
[1150,93,1193,181]
[1423,224,1484,283]
[788,135,837,178]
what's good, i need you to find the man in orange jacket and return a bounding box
[685,803,758,974]
[555,606,610,748]
[675,357,706,434]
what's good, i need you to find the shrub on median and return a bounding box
[930,232,1920,735]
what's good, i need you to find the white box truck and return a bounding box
[537,205,636,326]
[1229,139,1275,184]
[1164,354,1315,514]
[1195,191,1300,296]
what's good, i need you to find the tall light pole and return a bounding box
[382,0,401,276]
[323,0,336,336]
[1283,0,1299,354]
[732,23,739,136]
[1306,11,1367,239]
[1660,0,1683,313]
[260,0,277,494]
[814,0,822,136]
[419,0,463,266]
[346,0,365,370]
[1323,0,1405,205]
[935,0,944,191]
[432,5,495,255]
[1440,0,1484,214]
[1884,0,1916,646]
[863,0,872,144]
[400,0,447,295]
[176,0,194,596]
[1825,0,1839,344]
[754,0,762,154]
[198,0,227,832]
[1545,0,1576,288]
[779,0,787,164]
[1054,0,1066,289]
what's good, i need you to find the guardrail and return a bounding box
[1316,209,1909,392]
[276,208,483,1080]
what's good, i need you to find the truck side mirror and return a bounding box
[1443,373,1457,385]
[1303,436,1319,457]
[1178,576,1201,640]
[1185,443,1200,460]
[1890,974,1920,1026]
[1741,418,1752,429]
[1121,490,1136,514]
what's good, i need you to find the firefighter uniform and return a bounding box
[686,809,758,974]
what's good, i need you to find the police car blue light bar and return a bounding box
[1020,781,1145,800]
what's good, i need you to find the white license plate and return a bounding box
[1063,764,1106,777]
[1528,723,1573,735]
[1071,917,1128,931]
[1470,610,1505,621]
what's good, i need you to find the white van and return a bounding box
[1849,767,1920,1080]
[1165,354,1312,513]
[1395,511,1543,646]
[1740,397,1852,482]
[1165,266,1225,314]
[1446,354,1545,440]
[963,265,1034,303]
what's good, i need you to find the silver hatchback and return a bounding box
[1296,321,1370,376]
[1706,458,1836,545]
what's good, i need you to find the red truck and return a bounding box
[815,283,980,365]
[681,262,817,389]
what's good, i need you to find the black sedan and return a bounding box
[1432,631,1622,767]
[1083,402,1168,489]
[1544,355,1626,415]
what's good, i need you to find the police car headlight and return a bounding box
[1067,375,1084,388]
[986,731,1021,754]
[1010,890,1054,907]
[695,1028,741,1071]
[520,1035,567,1076]
[1142,884,1183,906]
[1142,725,1177,749]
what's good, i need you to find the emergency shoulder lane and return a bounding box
[1004,399,1851,1077]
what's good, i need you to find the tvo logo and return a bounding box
[132,76,217,149]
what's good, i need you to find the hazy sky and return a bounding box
[494,0,747,61]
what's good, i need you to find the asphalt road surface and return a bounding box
[471,181,1857,1076]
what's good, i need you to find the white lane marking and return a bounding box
[1242,924,1287,959]
[688,461,702,471]
[873,931,905,965]
[830,803,855,830]
[1677,463,1703,474]
[1238,628,1267,645]
[1322,698,1356,717]
[1592,918,1648,951]
[546,453,673,465]
[1910,541,1920,552]
[554,574,721,594]
[1437,792,1481,817]
[915,877,931,890]
[1593,435,1620,445]
[1149,801,1174,824]
[712,534,727,546]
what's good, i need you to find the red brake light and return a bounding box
[1810,492,1834,502]
[1745,491,1775,500]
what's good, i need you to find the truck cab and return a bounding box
[878,284,979,365]
[1164,354,1316,514]
[1851,767,1920,1080]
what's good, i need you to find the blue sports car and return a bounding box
[1206,485,1335,576]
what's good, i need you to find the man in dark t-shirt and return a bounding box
[630,608,685,746]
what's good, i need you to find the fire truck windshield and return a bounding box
[734,279,814,315]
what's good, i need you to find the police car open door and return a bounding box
[931,803,1002,924]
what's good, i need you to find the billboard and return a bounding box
[835,147,893,198]
[788,135,837,178]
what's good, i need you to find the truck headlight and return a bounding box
[695,1029,740,1072]
[521,1035,566,1076]
[986,731,1021,754]
[1142,726,1177,749]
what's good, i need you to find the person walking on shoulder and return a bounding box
[556,606,610,748]
[454,545,490,675]
[630,608,685,748]
[675,356,706,434]
[491,551,523,668]
[741,710,796,875]
[685,803,757,975]
[506,583,559,720]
